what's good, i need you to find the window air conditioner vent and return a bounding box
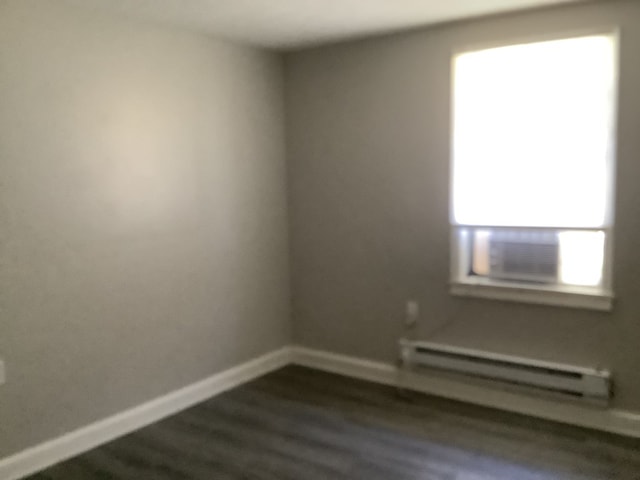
[487,230,559,283]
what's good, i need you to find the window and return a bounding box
[450,33,618,311]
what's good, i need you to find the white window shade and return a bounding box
[452,35,616,228]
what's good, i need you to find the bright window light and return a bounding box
[452,35,616,228]
[559,231,605,287]
[450,34,617,299]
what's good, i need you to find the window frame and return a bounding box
[448,29,619,312]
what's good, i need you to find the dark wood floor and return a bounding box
[27,366,640,479]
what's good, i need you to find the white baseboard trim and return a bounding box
[0,347,292,480]
[291,345,640,439]
[4,344,639,480]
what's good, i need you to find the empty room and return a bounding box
[2,0,640,478]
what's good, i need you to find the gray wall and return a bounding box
[0,1,290,457]
[285,0,640,412]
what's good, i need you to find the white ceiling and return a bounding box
[64,0,585,50]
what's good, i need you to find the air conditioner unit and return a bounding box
[487,229,559,283]
[399,339,611,403]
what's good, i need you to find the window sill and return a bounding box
[450,279,613,312]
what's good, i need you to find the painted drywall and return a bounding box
[285,0,640,411]
[0,0,290,457]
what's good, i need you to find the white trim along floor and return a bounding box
[2,345,639,480]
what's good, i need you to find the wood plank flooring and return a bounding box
[26,366,640,479]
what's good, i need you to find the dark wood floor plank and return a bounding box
[25,365,640,480]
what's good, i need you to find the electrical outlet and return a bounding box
[0,360,5,386]
[405,300,419,327]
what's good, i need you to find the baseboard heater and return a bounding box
[399,339,612,403]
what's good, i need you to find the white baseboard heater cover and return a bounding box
[399,339,611,402]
